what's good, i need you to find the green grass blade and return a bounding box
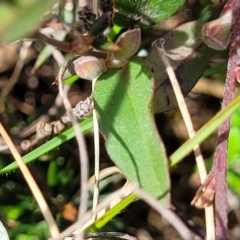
[0,117,93,174]
[87,194,137,231]
[170,95,240,167]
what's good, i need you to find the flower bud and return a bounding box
[74,56,106,80]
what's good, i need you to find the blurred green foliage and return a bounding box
[228,109,240,195]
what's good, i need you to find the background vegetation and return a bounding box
[0,0,240,239]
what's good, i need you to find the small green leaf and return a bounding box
[94,57,170,205]
[0,0,58,44]
[146,21,212,113]
[113,0,185,26]
[114,28,141,60]
[63,74,79,85]
[228,109,240,163]
[47,161,58,187]
[107,24,123,42]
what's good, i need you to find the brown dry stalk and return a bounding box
[157,41,215,240]
[0,123,59,237]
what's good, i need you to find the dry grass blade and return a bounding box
[156,40,215,240]
[49,185,134,240]
[88,166,122,187]
[57,59,90,240]
[92,77,100,220]
[0,123,59,237]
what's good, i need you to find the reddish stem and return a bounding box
[212,0,240,238]
[32,32,72,52]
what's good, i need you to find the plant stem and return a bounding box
[33,31,72,52]
[212,0,240,238]
[157,43,214,240]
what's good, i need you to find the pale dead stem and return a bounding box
[49,182,193,240]
[57,61,89,240]
[0,123,59,237]
[49,185,134,240]
[157,41,215,240]
[1,41,32,101]
[92,0,98,17]
[57,60,100,239]
[91,77,100,220]
[88,166,122,187]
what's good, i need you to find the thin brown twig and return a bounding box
[92,0,98,17]
[0,95,93,154]
[57,59,90,240]
[212,1,240,237]
[157,41,215,240]
[32,31,72,52]
[0,123,59,237]
[88,166,122,187]
[1,41,32,100]
[70,167,123,208]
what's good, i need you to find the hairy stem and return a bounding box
[212,0,240,238]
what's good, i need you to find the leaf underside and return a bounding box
[146,21,213,113]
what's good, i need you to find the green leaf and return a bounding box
[94,57,170,205]
[0,0,58,44]
[47,161,58,187]
[113,0,185,26]
[107,24,123,42]
[146,21,213,113]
